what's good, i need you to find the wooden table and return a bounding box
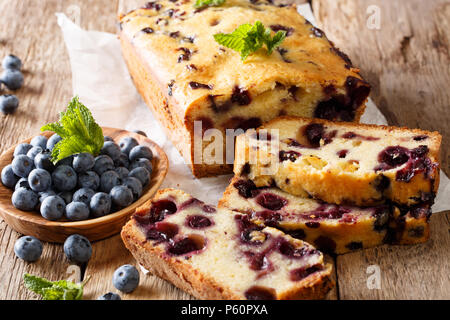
[0,0,448,300]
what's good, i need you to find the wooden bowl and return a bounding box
[0,127,168,243]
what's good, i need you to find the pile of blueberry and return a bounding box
[0,54,23,115]
[1,133,153,221]
[15,233,140,300]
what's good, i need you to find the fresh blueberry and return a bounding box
[14,143,33,157]
[12,154,34,178]
[28,168,52,192]
[100,141,121,161]
[129,158,152,175]
[46,134,62,151]
[97,292,121,300]
[58,191,73,204]
[114,153,129,168]
[63,234,92,264]
[129,145,153,162]
[119,137,139,156]
[132,130,147,137]
[113,264,140,293]
[34,150,55,172]
[128,167,150,187]
[0,69,24,90]
[66,202,90,221]
[90,192,111,217]
[40,195,65,220]
[114,167,129,180]
[100,170,121,193]
[122,177,142,201]
[1,164,19,188]
[52,165,77,191]
[56,155,74,167]
[2,54,22,70]
[26,146,43,160]
[15,177,30,190]
[78,171,100,190]
[93,155,114,176]
[30,135,48,150]
[38,190,56,203]
[0,94,19,114]
[73,152,95,172]
[104,136,113,142]
[73,188,95,206]
[12,187,38,211]
[14,236,43,262]
[110,185,133,208]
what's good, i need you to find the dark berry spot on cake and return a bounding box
[178,197,203,211]
[185,215,213,229]
[269,24,294,36]
[253,210,282,227]
[313,236,336,254]
[167,80,175,96]
[140,27,154,34]
[345,241,363,251]
[305,222,321,228]
[337,150,348,158]
[290,264,323,281]
[188,81,213,90]
[143,1,162,10]
[282,229,306,240]
[342,131,379,141]
[195,117,214,134]
[374,174,390,192]
[182,36,195,43]
[413,135,428,141]
[233,179,259,198]
[288,85,300,101]
[276,48,291,63]
[150,199,178,221]
[303,123,325,148]
[330,44,353,69]
[245,251,272,271]
[224,117,262,131]
[210,18,220,26]
[177,47,191,63]
[231,86,251,105]
[245,286,276,300]
[372,206,390,231]
[167,235,206,256]
[408,226,425,238]
[377,146,410,169]
[186,64,197,71]
[256,193,288,211]
[208,95,232,113]
[169,30,180,38]
[279,150,301,162]
[235,215,266,245]
[202,205,216,213]
[146,222,179,242]
[240,163,251,176]
[278,238,317,259]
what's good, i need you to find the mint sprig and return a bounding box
[23,273,91,300]
[41,96,104,163]
[213,21,286,60]
[194,0,225,9]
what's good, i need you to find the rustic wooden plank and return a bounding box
[83,235,194,300]
[311,0,450,176]
[336,211,450,299]
[0,0,119,299]
[311,0,450,300]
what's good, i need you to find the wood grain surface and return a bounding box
[0,0,448,300]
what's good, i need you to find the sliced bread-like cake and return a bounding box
[121,188,333,300]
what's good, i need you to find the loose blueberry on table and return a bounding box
[113,264,140,293]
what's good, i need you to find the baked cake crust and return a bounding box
[234,116,441,207]
[119,0,370,177]
[121,188,334,300]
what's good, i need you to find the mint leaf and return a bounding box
[23,274,88,300]
[194,0,225,9]
[41,96,104,163]
[214,21,286,60]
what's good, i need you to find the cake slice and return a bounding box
[234,116,441,207]
[119,0,370,177]
[121,188,333,300]
[218,177,431,254]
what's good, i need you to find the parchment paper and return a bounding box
[55,4,449,212]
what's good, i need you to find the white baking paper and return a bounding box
[55,4,449,212]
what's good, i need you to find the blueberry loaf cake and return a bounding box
[118,0,370,177]
[234,116,441,207]
[121,189,333,299]
[218,177,431,254]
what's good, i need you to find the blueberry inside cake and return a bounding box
[121,189,333,299]
[119,0,370,177]
[218,177,431,254]
[234,116,441,207]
